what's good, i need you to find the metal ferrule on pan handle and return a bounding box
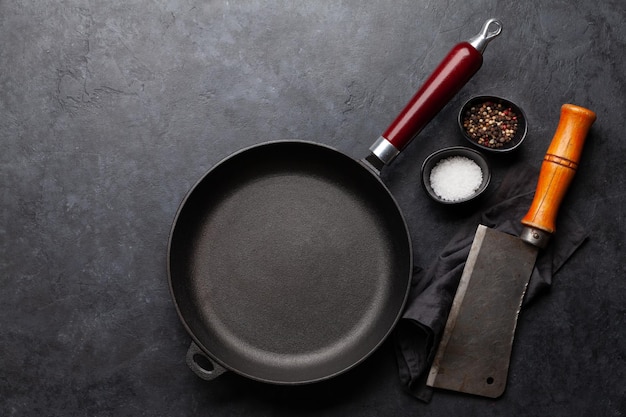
[370,136,401,166]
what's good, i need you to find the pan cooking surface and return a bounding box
[168,142,411,383]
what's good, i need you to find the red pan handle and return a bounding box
[369,18,502,166]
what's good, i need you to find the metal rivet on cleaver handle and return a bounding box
[427,104,597,398]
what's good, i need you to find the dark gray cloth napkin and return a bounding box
[393,164,589,402]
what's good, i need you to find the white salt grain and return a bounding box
[429,156,483,202]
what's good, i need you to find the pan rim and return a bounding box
[166,140,413,384]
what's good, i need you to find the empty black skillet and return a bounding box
[168,19,502,384]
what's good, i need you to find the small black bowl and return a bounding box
[421,146,491,204]
[458,96,527,153]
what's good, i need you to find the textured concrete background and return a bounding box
[1,0,624,416]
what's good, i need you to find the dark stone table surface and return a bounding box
[1,1,624,416]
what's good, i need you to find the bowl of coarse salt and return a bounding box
[421,146,491,204]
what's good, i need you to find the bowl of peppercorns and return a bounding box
[459,96,527,152]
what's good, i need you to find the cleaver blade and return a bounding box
[426,224,538,398]
[427,104,596,398]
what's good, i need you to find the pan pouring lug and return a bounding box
[186,341,227,381]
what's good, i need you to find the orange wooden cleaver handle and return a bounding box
[521,104,596,235]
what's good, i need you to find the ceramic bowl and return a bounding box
[458,95,527,153]
[421,146,491,204]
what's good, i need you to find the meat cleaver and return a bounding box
[426,104,596,398]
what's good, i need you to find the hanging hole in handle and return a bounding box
[486,376,495,385]
[484,19,503,39]
[468,19,503,52]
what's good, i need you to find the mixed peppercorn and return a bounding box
[462,101,519,149]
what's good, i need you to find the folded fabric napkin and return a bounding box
[393,163,589,402]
